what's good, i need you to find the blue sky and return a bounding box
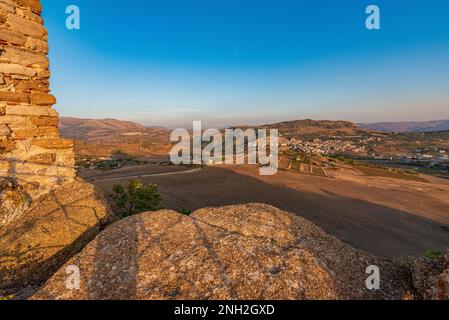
[41,0,449,128]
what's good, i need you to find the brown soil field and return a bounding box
[88,164,449,259]
[80,164,195,181]
[356,166,428,182]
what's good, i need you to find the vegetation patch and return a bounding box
[423,249,444,260]
[110,179,161,218]
[177,208,193,216]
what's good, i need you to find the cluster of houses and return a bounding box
[278,136,374,156]
[412,148,448,161]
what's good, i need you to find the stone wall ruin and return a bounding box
[0,0,75,219]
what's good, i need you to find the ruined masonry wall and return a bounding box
[0,0,75,199]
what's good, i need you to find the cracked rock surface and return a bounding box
[32,203,411,300]
[0,179,113,297]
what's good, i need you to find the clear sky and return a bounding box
[41,0,449,128]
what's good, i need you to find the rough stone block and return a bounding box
[0,27,27,45]
[29,115,58,127]
[5,105,58,116]
[24,36,47,52]
[29,152,56,164]
[16,7,43,24]
[7,13,46,39]
[0,123,10,135]
[12,79,48,92]
[12,0,42,14]
[0,62,36,76]
[0,114,27,124]
[13,126,58,139]
[32,138,74,150]
[0,90,29,103]
[0,2,15,13]
[0,46,48,66]
[30,92,55,105]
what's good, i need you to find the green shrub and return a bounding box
[423,249,444,260]
[178,208,192,216]
[111,179,161,218]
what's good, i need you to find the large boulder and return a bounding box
[0,179,114,297]
[32,203,412,300]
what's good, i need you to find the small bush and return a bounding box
[178,208,192,216]
[111,179,161,218]
[423,249,444,260]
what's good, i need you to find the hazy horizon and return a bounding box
[60,115,449,130]
[43,0,449,128]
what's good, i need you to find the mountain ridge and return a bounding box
[359,119,449,133]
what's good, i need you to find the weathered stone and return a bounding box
[0,2,15,13]
[31,204,412,300]
[0,0,75,223]
[29,115,58,127]
[12,0,42,14]
[0,138,14,152]
[10,74,30,80]
[0,181,31,226]
[0,27,27,45]
[0,123,10,135]
[13,126,58,139]
[24,36,47,52]
[0,114,27,124]
[0,179,113,294]
[3,121,34,130]
[13,79,48,92]
[0,46,48,66]
[0,62,36,76]
[0,90,29,103]
[30,92,55,105]
[32,138,74,150]
[5,105,57,116]
[0,10,7,26]
[16,7,43,24]
[6,12,46,39]
[29,152,55,164]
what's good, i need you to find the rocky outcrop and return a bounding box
[32,204,412,300]
[411,251,449,300]
[0,179,114,297]
[0,0,75,219]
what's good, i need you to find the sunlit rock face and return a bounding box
[32,204,412,300]
[0,0,75,224]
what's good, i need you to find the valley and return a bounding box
[65,117,449,259]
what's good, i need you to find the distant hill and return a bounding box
[59,117,172,159]
[359,120,449,133]
[258,119,367,137]
[60,117,148,141]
